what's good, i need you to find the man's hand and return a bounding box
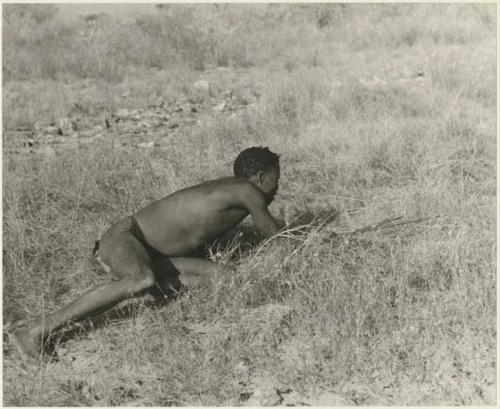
[238,183,280,239]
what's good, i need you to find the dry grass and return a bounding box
[2,3,496,406]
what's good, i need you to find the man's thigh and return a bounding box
[98,232,153,280]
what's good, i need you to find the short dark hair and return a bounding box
[233,146,280,178]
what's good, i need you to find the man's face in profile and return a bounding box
[261,165,280,204]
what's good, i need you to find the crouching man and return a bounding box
[10,146,282,361]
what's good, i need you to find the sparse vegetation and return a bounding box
[3,3,496,406]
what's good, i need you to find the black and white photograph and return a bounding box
[2,3,496,406]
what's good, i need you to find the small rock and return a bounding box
[341,383,375,404]
[235,361,250,385]
[250,385,281,406]
[137,141,155,149]
[121,91,131,98]
[57,346,69,357]
[214,101,226,111]
[58,117,76,135]
[137,120,153,129]
[193,80,211,97]
[235,89,255,106]
[44,126,59,135]
[79,125,104,138]
[33,121,44,131]
[480,383,496,404]
[114,108,130,120]
[279,390,309,406]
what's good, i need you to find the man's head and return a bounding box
[234,146,280,204]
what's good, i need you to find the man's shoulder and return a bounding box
[203,176,253,190]
[204,177,264,202]
[220,177,261,194]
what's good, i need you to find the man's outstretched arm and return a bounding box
[237,183,280,239]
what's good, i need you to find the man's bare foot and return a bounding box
[8,327,42,362]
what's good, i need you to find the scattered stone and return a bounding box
[279,390,309,406]
[341,383,376,404]
[169,123,179,130]
[58,117,76,136]
[479,383,496,404]
[214,101,226,111]
[246,385,281,406]
[193,80,211,97]
[137,120,154,129]
[44,126,59,135]
[33,121,44,131]
[235,89,256,106]
[137,141,155,149]
[235,361,251,385]
[114,109,130,121]
[79,125,104,138]
[121,91,131,98]
[16,123,32,132]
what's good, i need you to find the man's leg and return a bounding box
[11,276,154,360]
[153,256,234,289]
[10,232,155,361]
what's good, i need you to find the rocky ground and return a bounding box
[3,75,259,158]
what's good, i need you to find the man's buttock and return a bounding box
[93,216,162,274]
[93,217,185,295]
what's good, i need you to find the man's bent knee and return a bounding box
[124,271,155,295]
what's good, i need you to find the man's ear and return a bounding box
[257,170,265,184]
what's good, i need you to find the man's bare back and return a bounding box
[134,176,278,256]
[10,147,281,362]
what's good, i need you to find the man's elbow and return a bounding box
[262,224,281,240]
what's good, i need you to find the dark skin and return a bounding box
[10,165,281,361]
[135,170,280,255]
